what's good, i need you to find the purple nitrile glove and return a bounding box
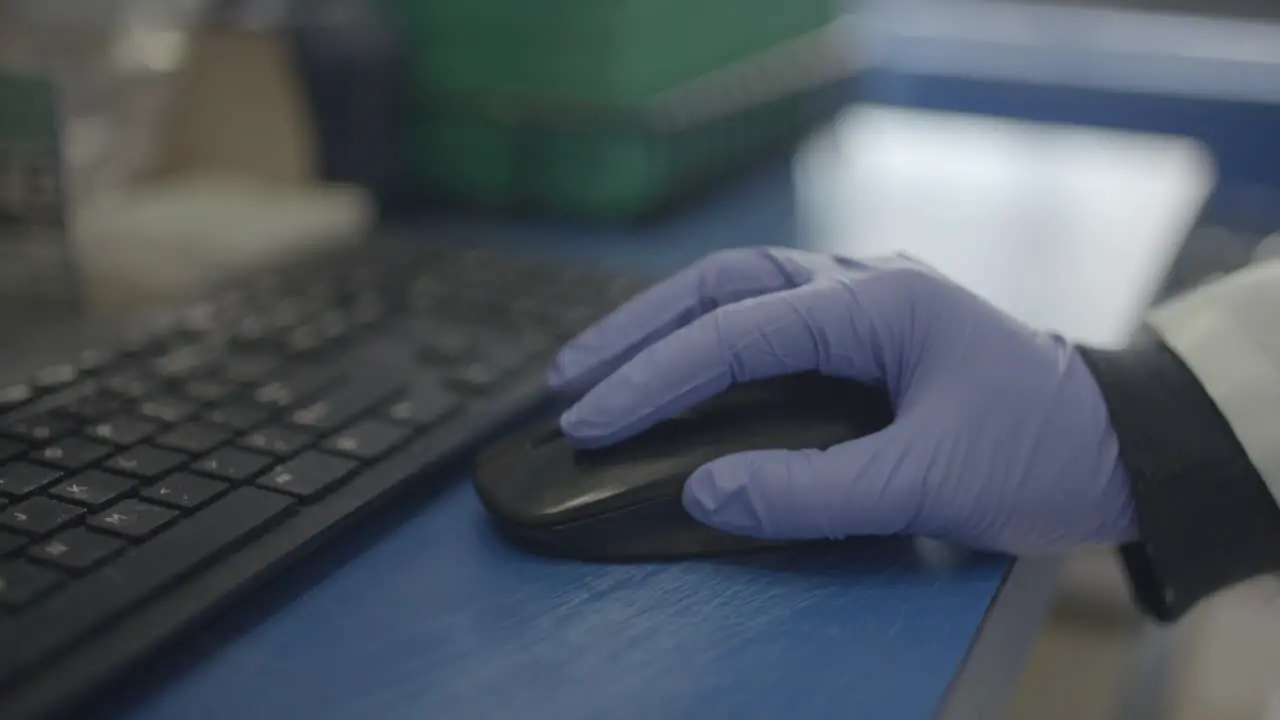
[546,247,1136,555]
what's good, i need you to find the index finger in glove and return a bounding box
[560,280,893,447]
[547,247,818,395]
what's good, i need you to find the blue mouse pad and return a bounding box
[104,481,1010,720]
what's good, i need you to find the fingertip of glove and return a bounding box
[681,465,720,526]
[681,459,764,535]
[546,351,580,393]
[556,403,615,449]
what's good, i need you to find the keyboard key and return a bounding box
[88,500,177,539]
[230,315,270,344]
[142,474,227,511]
[137,396,198,424]
[49,471,137,509]
[0,487,294,668]
[153,345,219,380]
[238,425,313,457]
[32,364,78,390]
[177,303,220,334]
[0,384,33,411]
[76,348,116,374]
[0,532,24,556]
[29,437,113,470]
[2,415,77,443]
[118,325,163,356]
[19,380,117,423]
[61,391,123,421]
[413,322,475,363]
[104,445,189,479]
[102,370,156,399]
[154,423,232,455]
[445,361,504,393]
[257,451,357,500]
[204,402,272,431]
[85,415,160,446]
[181,378,235,404]
[0,463,62,498]
[0,438,26,462]
[252,365,342,409]
[27,529,124,572]
[0,498,84,536]
[0,560,62,609]
[220,353,280,383]
[317,310,349,342]
[266,300,306,330]
[386,384,461,427]
[192,447,273,483]
[485,334,552,367]
[101,368,156,397]
[284,324,326,355]
[286,377,399,432]
[323,420,410,461]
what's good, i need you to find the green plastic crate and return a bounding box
[0,71,82,312]
[0,73,56,150]
[408,90,812,220]
[380,0,838,107]
[400,18,857,222]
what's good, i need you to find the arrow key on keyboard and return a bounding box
[88,500,177,540]
[49,471,137,509]
[0,498,83,537]
[142,474,228,511]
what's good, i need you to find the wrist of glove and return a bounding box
[1079,328,1280,622]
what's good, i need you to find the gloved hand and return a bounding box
[547,247,1137,555]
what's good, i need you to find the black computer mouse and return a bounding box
[472,372,894,561]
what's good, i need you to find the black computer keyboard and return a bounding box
[0,239,648,719]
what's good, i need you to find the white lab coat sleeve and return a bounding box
[1148,259,1280,509]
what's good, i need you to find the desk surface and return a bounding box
[101,106,1211,720]
[112,484,1019,720]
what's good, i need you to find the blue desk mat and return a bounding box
[98,157,1022,720]
[113,482,1008,720]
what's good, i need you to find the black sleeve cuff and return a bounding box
[1078,326,1280,622]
